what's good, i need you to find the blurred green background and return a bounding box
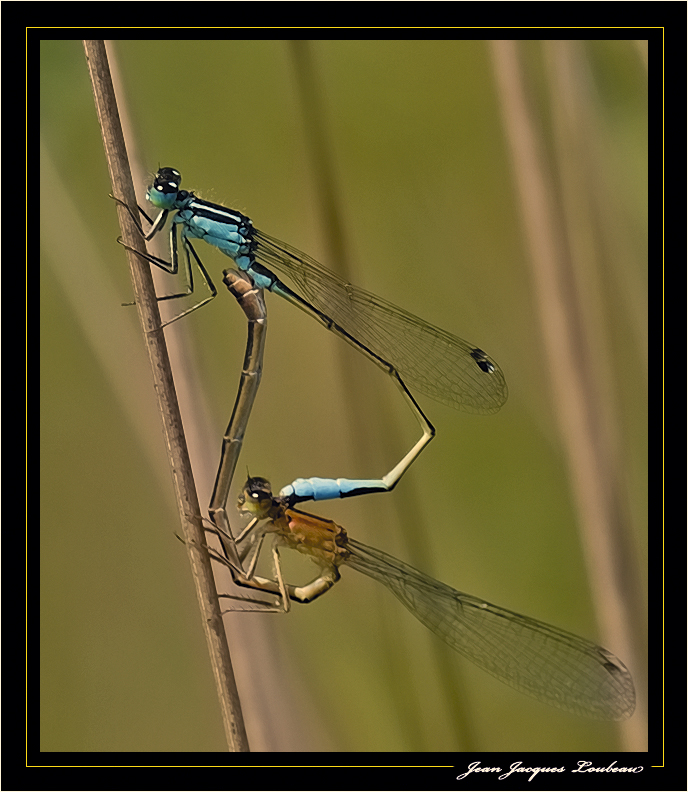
[40,39,647,753]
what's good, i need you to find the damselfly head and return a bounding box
[238,476,274,518]
[147,167,183,209]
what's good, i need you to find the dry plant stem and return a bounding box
[490,40,645,750]
[82,39,249,752]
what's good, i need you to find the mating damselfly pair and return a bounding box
[117,167,507,501]
[118,168,635,722]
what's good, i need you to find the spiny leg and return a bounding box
[112,194,217,321]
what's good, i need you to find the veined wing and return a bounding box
[255,231,507,414]
[345,539,635,720]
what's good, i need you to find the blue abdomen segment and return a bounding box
[280,476,388,504]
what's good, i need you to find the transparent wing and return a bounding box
[345,539,635,720]
[255,231,507,414]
